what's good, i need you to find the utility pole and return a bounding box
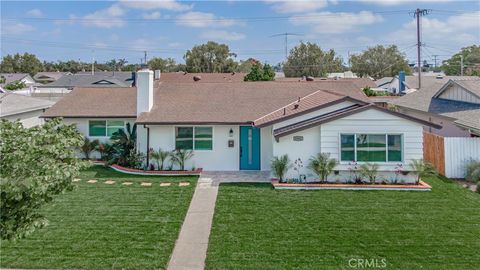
[460,54,464,76]
[432,54,439,69]
[91,50,95,75]
[144,51,147,65]
[413,8,430,89]
[270,32,303,61]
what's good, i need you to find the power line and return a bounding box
[270,33,303,61]
[412,8,431,89]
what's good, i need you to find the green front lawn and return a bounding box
[207,177,480,269]
[0,166,197,270]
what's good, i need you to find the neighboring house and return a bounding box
[327,71,358,79]
[376,73,475,94]
[43,69,439,183]
[33,72,71,84]
[36,72,135,92]
[158,71,247,83]
[0,73,36,88]
[0,93,54,127]
[392,78,480,137]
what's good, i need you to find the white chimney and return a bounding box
[136,69,154,116]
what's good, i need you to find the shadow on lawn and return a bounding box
[80,165,198,181]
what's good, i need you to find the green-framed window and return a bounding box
[175,127,213,150]
[88,120,125,137]
[340,134,403,162]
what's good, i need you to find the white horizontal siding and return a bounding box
[444,137,480,178]
[320,109,424,173]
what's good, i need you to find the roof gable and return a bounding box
[433,79,480,104]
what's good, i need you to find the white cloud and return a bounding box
[359,0,454,5]
[265,0,330,14]
[2,23,35,35]
[128,38,156,51]
[120,0,192,11]
[389,11,480,44]
[143,11,161,19]
[176,11,241,28]
[82,4,126,28]
[168,42,184,47]
[200,30,246,41]
[27,9,43,17]
[290,11,383,34]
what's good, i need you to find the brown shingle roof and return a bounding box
[136,81,368,124]
[159,72,246,83]
[42,87,136,118]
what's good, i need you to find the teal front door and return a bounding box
[240,126,261,170]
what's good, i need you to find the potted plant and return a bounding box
[270,154,292,183]
[307,153,338,183]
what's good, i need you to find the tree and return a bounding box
[441,45,480,76]
[283,42,344,77]
[307,153,338,183]
[244,61,275,81]
[0,53,43,76]
[0,118,85,240]
[4,81,27,90]
[184,41,238,73]
[110,123,143,168]
[80,137,99,160]
[236,58,257,73]
[350,45,411,79]
[148,57,179,72]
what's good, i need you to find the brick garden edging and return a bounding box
[272,180,432,191]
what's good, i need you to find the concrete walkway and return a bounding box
[167,171,269,270]
[167,175,218,270]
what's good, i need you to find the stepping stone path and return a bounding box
[122,182,133,186]
[160,183,171,187]
[104,180,115,185]
[179,182,190,187]
[141,182,152,187]
[72,178,81,182]
[87,180,97,184]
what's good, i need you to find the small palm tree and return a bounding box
[171,149,194,171]
[359,162,379,184]
[80,137,99,160]
[150,148,171,170]
[110,123,137,166]
[308,153,338,183]
[410,159,438,184]
[271,154,292,182]
[96,142,113,161]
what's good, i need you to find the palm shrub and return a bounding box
[409,159,438,184]
[271,154,292,182]
[96,142,114,162]
[465,159,480,183]
[171,149,194,170]
[359,162,379,184]
[308,153,338,183]
[110,123,140,167]
[150,148,171,170]
[80,137,99,160]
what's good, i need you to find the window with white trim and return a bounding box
[88,120,125,137]
[175,127,213,150]
[340,134,402,162]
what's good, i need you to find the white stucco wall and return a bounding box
[271,108,424,183]
[141,125,273,171]
[63,118,136,159]
[1,109,47,128]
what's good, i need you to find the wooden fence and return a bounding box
[424,132,480,178]
[423,132,445,175]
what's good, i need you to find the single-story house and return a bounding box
[392,78,480,137]
[0,73,36,88]
[43,69,441,183]
[0,92,55,127]
[375,73,474,94]
[33,72,71,84]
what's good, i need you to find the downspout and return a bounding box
[144,125,150,168]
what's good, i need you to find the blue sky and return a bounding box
[1,0,479,66]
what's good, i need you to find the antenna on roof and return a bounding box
[270,32,303,61]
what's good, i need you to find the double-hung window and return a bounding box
[175,127,213,150]
[340,134,403,162]
[88,120,125,137]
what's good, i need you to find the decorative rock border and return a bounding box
[272,180,432,191]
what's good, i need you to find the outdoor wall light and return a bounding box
[229,128,234,137]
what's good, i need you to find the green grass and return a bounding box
[206,177,480,269]
[0,166,197,270]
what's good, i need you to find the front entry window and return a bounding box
[340,134,403,162]
[175,127,213,150]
